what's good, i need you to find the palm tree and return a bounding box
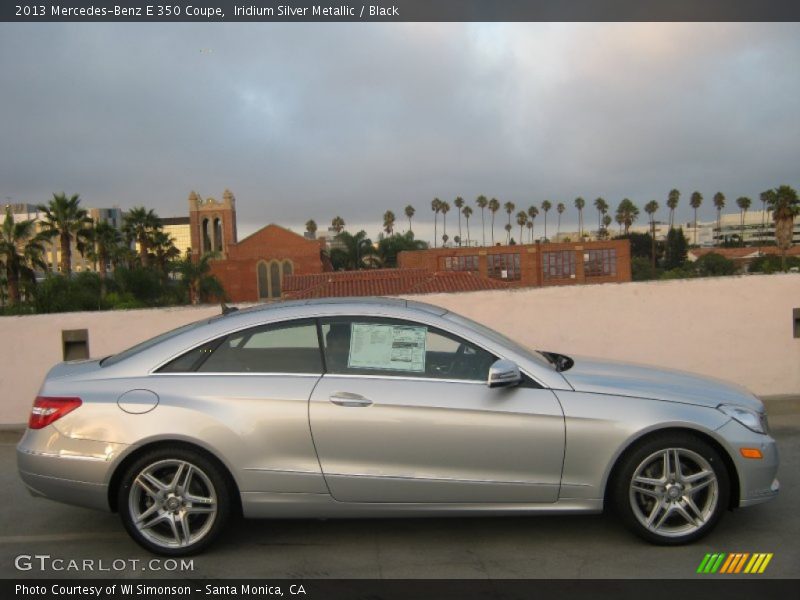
[475,195,488,246]
[689,191,703,245]
[488,198,500,245]
[574,197,585,240]
[331,216,345,234]
[594,197,608,234]
[541,200,552,241]
[516,211,528,243]
[736,196,752,247]
[527,206,539,243]
[331,230,376,270]
[644,200,659,268]
[123,207,162,268]
[765,185,799,270]
[713,192,726,246]
[602,214,612,235]
[431,198,442,248]
[376,231,428,267]
[305,219,318,237]
[525,220,533,242]
[616,199,639,234]
[667,189,680,230]
[88,220,122,284]
[758,190,771,246]
[36,192,92,275]
[175,252,225,305]
[504,223,512,244]
[151,230,181,279]
[462,205,473,246]
[503,201,516,244]
[556,203,565,240]
[453,197,464,245]
[0,207,48,306]
[404,205,415,233]
[382,211,396,236]
[439,201,450,245]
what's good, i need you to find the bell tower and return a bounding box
[188,189,238,260]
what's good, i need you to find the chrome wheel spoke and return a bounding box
[178,513,192,545]
[670,449,683,479]
[631,482,660,499]
[681,495,706,525]
[684,469,714,490]
[139,510,169,531]
[653,504,673,530]
[136,472,166,498]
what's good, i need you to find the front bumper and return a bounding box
[16,427,128,512]
[715,419,780,507]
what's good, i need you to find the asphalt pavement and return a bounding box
[0,414,797,579]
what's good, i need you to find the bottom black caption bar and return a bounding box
[6,579,800,600]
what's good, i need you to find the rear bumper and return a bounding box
[16,428,127,512]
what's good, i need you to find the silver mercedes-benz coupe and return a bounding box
[17,297,779,555]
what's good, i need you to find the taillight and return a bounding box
[28,396,82,430]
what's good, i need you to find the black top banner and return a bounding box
[3,0,800,22]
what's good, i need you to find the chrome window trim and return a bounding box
[150,372,323,379]
[146,309,551,388]
[320,373,486,386]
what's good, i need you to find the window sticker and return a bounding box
[348,323,427,372]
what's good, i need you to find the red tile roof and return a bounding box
[283,268,510,299]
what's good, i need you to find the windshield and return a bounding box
[100,318,211,367]
[442,312,554,370]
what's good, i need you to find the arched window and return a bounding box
[270,261,281,298]
[257,261,269,300]
[213,218,223,252]
[282,260,293,277]
[202,218,211,253]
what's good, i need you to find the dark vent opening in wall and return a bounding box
[62,329,89,361]
[794,308,800,339]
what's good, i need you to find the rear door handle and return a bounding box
[329,392,373,407]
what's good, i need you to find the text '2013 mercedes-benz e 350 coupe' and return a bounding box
[17,298,779,555]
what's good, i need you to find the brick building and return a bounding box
[187,190,326,302]
[398,239,631,287]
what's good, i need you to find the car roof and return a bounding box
[216,296,449,321]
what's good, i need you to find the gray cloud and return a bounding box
[0,22,798,242]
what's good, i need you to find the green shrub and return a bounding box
[631,257,661,281]
[33,273,103,313]
[749,254,800,274]
[693,252,738,277]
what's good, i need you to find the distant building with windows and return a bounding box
[4,201,124,273]
[397,239,631,288]
[682,210,800,248]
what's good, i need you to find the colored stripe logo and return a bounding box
[697,553,773,574]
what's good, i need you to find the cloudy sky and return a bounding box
[1,22,798,243]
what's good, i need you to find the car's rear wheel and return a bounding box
[613,433,730,545]
[117,447,230,555]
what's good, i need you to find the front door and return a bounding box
[309,317,565,503]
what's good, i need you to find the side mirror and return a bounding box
[487,359,522,388]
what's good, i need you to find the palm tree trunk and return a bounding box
[60,232,71,275]
[457,214,462,246]
[480,209,485,246]
[490,213,495,245]
[465,220,470,245]
[434,216,438,248]
[6,264,19,306]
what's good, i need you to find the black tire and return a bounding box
[611,432,730,545]
[117,447,230,556]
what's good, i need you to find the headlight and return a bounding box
[718,404,769,434]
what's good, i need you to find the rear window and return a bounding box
[100,319,211,367]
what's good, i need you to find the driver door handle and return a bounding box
[329,392,373,407]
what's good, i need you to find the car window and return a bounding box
[320,317,496,382]
[159,320,323,374]
[102,318,212,367]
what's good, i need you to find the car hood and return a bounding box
[558,355,763,411]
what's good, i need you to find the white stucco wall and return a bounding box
[1,274,798,424]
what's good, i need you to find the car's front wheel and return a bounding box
[117,447,230,555]
[613,433,730,545]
